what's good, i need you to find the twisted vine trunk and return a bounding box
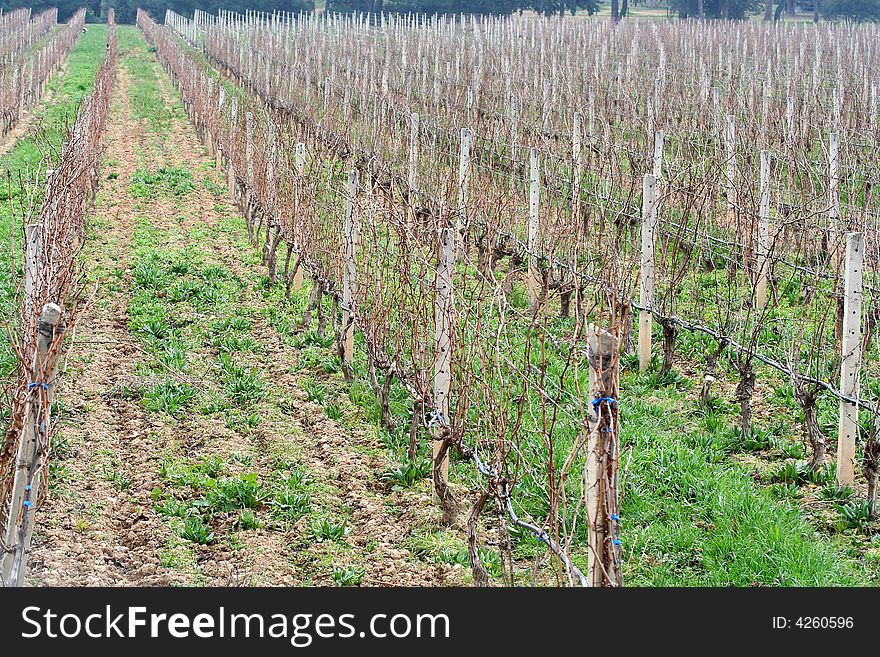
[433,435,458,526]
[467,491,491,587]
[699,339,727,404]
[793,383,825,471]
[659,317,677,375]
[735,361,756,440]
[408,396,424,461]
[862,431,880,517]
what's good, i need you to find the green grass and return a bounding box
[619,382,869,586]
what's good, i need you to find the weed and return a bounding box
[176,515,215,544]
[331,566,364,587]
[103,466,132,491]
[130,167,195,198]
[272,490,311,520]
[311,518,348,543]
[379,459,431,490]
[302,379,327,404]
[204,474,268,512]
[235,509,264,531]
[836,500,875,531]
[143,380,197,416]
[154,497,192,518]
[219,356,265,406]
[821,485,854,501]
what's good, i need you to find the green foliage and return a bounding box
[331,566,365,587]
[327,0,600,15]
[218,355,265,406]
[0,2,315,25]
[272,489,312,519]
[836,500,875,530]
[311,518,348,543]
[821,0,880,21]
[203,473,268,512]
[154,496,192,519]
[668,0,763,19]
[324,402,343,420]
[176,514,215,544]
[235,508,264,530]
[143,380,197,416]
[129,168,195,198]
[379,458,431,490]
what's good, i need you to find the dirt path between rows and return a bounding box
[25,32,466,587]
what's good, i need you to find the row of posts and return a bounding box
[218,82,861,582]
[0,171,64,586]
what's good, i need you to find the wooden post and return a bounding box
[829,132,840,224]
[216,86,226,170]
[572,111,583,213]
[837,232,863,488]
[509,94,519,187]
[433,227,454,496]
[542,79,551,131]
[456,127,471,246]
[342,170,359,371]
[725,113,736,216]
[266,120,277,210]
[588,86,595,139]
[227,96,238,202]
[652,130,664,179]
[292,142,306,290]
[527,148,540,307]
[0,303,62,587]
[585,324,621,587]
[870,82,877,139]
[245,110,254,190]
[408,112,419,195]
[638,174,658,373]
[23,224,40,326]
[756,150,771,310]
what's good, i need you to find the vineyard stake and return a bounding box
[342,169,359,373]
[456,127,471,250]
[756,149,771,309]
[216,85,225,170]
[527,148,540,308]
[572,111,582,216]
[639,174,658,372]
[586,324,620,587]
[725,113,736,217]
[837,232,863,488]
[292,142,306,290]
[652,130,664,179]
[433,227,454,500]
[227,96,238,203]
[1,303,62,586]
[829,132,840,224]
[408,112,419,196]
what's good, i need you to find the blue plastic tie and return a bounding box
[24,485,31,492]
[591,396,617,409]
[23,500,33,508]
[610,514,620,521]
[28,382,49,391]
[612,539,621,545]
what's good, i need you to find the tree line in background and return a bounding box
[325,0,880,20]
[325,1,603,17]
[0,1,314,24]
[0,0,878,39]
